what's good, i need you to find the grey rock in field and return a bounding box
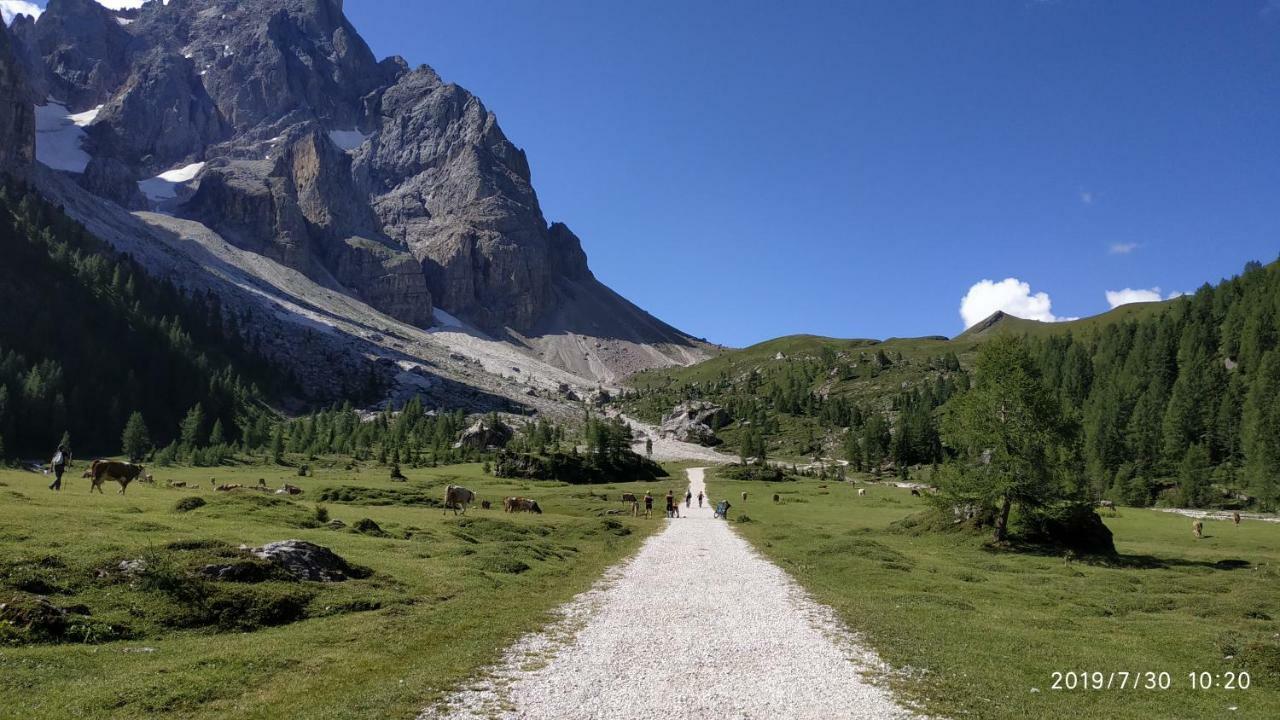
[117,558,147,575]
[250,539,366,582]
[10,0,706,386]
[659,402,729,447]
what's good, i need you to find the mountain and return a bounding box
[3,0,707,410]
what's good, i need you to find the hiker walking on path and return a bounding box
[697,490,703,508]
[665,490,675,518]
[48,443,71,491]
[685,490,692,508]
[644,491,653,518]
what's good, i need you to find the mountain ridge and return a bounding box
[4,0,708,400]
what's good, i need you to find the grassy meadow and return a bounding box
[707,468,1280,720]
[0,458,692,719]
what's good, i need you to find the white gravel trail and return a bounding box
[421,467,919,720]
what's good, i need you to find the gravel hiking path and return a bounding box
[420,467,919,720]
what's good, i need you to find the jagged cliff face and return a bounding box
[0,20,34,177]
[7,0,706,383]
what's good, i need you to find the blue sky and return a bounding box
[8,1,1280,346]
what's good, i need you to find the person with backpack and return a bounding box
[48,443,72,491]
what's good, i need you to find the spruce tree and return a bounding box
[939,336,1074,542]
[121,412,151,462]
[1243,351,1280,510]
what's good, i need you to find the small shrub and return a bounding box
[173,496,207,513]
[313,504,330,524]
[352,518,386,537]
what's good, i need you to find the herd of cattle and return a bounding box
[57,464,1247,541]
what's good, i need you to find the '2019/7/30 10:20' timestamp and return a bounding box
[1050,671,1252,691]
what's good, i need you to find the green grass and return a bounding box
[708,469,1280,719]
[0,458,687,719]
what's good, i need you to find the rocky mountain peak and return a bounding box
[12,0,707,384]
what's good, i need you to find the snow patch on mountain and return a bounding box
[137,162,205,203]
[34,102,91,173]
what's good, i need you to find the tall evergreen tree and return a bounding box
[121,412,151,462]
[939,336,1076,541]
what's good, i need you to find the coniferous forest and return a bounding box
[0,183,283,460]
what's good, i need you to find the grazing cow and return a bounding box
[216,483,242,492]
[444,485,476,515]
[1232,511,1242,526]
[481,500,492,510]
[258,478,267,488]
[1192,520,1203,538]
[741,491,747,503]
[773,493,780,503]
[621,492,638,503]
[857,488,867,497]
[504,496,542,514]
[87,460,145,494]
[276,483,303,496]
[1099,500,1117,514]
[910,489,921,497]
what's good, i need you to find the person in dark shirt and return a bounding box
[48,443,72,491]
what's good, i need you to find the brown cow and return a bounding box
[444,485,475,515]
[87,460,145,494]
[504,497,542,514]
[741,491,748,503]
[1232,511,1242,526]
[481,500,492,510]
[910,488,921,497]
[773,493,780,503]
[1192,520,1204,538]
[216,483,243,492]
[1099,500,1117,514]
[621,492,638,503]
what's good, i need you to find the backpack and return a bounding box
[52,451,65,466]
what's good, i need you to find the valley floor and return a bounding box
[0,460,682,719]
[421,468,916,720]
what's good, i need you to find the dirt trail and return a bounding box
[421,467,918,720]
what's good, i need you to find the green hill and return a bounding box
[622,259,1280,511]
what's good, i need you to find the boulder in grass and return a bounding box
[249,540,369,582]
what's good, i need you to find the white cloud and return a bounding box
[1,1,41,24]
[1105,287,1184,308]
[960,278,1064,328]
[1109,242,1138,255]
[1079,190,1094,205]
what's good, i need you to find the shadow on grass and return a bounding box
[983,541,1253,572]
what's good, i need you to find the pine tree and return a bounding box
[1177,444,1213,508]
[1243,351,1280,510]
[209,418,226,446]
[939,336,1074,542]
[179,403,206,450]
[121,412,151,462]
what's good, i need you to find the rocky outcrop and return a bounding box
[0,21,34,178]
[454,417,514,450]
[32,0,133,109]
[87,48,228,174]
[659,402,730,447]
